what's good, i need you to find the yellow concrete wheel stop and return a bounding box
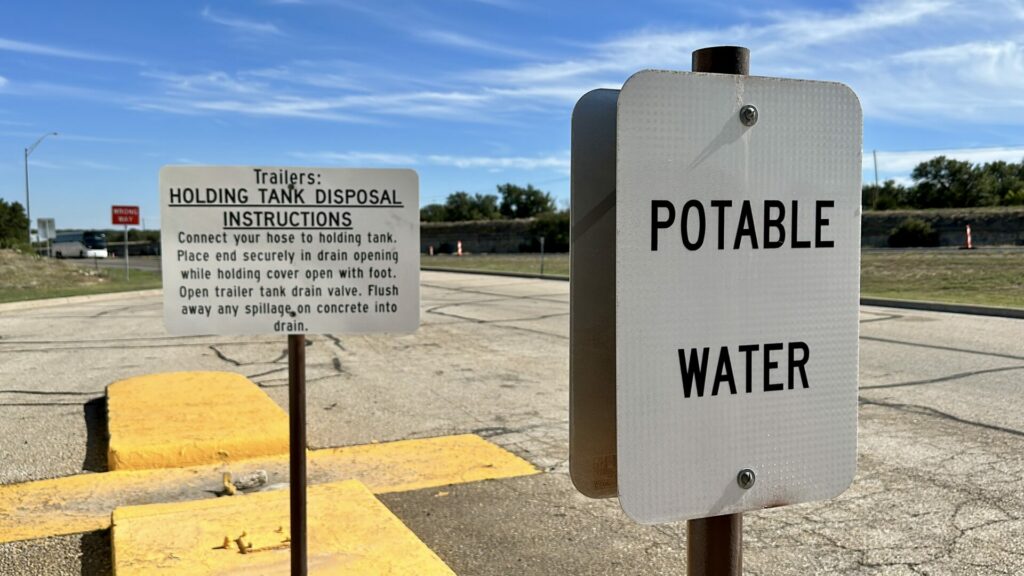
[111,479,455,575]
[0,433,536,544]
[106,371,290,470]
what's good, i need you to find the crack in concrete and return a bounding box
[860,311,904,324]
[861,364,1024,390]
[246,367,287,379]
[859,397,1024,438]
[208,345,242,366]
[324,333,346,351]
[421,282,567,305]
[426,308,567,340]
[860,335,1024,362]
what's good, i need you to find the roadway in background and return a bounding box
[1,271,1022,575]
[65,255,162,273]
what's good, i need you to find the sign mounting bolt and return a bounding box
[737,468,756,489]
[740,104,758,127]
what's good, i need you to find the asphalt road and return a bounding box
[1,271,1022,575]
[63,254,163,273]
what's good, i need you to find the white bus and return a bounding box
[53,231,108,258]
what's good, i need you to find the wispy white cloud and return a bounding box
[27,159,62,170]
[113,0,1024,136]
[469,0,954,100]
[292,149,569,172]
[761,0,952,49]
[0,130,141,144]
[23,158,126,171]
[416,29,534,59]
[0,37,136,63]
[0,75,7,89]
[462,0,1024,131]
[138,65,495,122]
[205,97,372,121]
[426,153,569,171]
[201,7,284,35]
[867,146,1024,174]
[143,70,267,94]
[75,160,125,170]
[292,151,420,165]
[849,37,1024,122]
[134,98,368,122]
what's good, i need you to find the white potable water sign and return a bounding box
[160,166,419,336]
[616,71,861,524]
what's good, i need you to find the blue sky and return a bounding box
[2,0,1023,229]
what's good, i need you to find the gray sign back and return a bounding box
[569,88,619,498]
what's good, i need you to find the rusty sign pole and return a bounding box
[685,45,749,576]
[288,334,308,575]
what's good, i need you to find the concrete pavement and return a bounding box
[1,271,1022,574]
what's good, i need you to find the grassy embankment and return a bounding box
[860,248,1023,309]
[0,250,162,304]
[423,249,1024,309]
[1,248,1019,310]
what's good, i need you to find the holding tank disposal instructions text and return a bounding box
[160,166,419,336]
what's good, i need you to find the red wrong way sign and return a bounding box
[112,205,140,225]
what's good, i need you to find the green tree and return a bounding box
[420,203,447,222]
[497,183,556,219]
[862,179,908,210]
[975,160,1024,206]
[526,210,570,251]
[0,199,30,249]
[443,192,501,221]
[908,156,992,208]
[1005,189,1024,205]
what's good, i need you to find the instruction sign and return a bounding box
[159,166,419,336]
[616,71,861,523]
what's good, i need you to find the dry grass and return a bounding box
[422,249,1023,310]
[0,249,161,303]
[860,248,1024,309]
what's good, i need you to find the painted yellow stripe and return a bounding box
[106,371,290,470]
[311,433,538,494]
[0,434,537,544]
[112,479,455,575]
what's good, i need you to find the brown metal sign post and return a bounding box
[685,45,749,576]
[288,334,307,575]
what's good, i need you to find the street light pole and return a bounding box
[24,132,58,244]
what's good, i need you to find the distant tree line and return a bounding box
[421,183,558,222]
[864,156,1024,210]
[104,229,161,243]
[421,183,570,251]
[0,200,29,249]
